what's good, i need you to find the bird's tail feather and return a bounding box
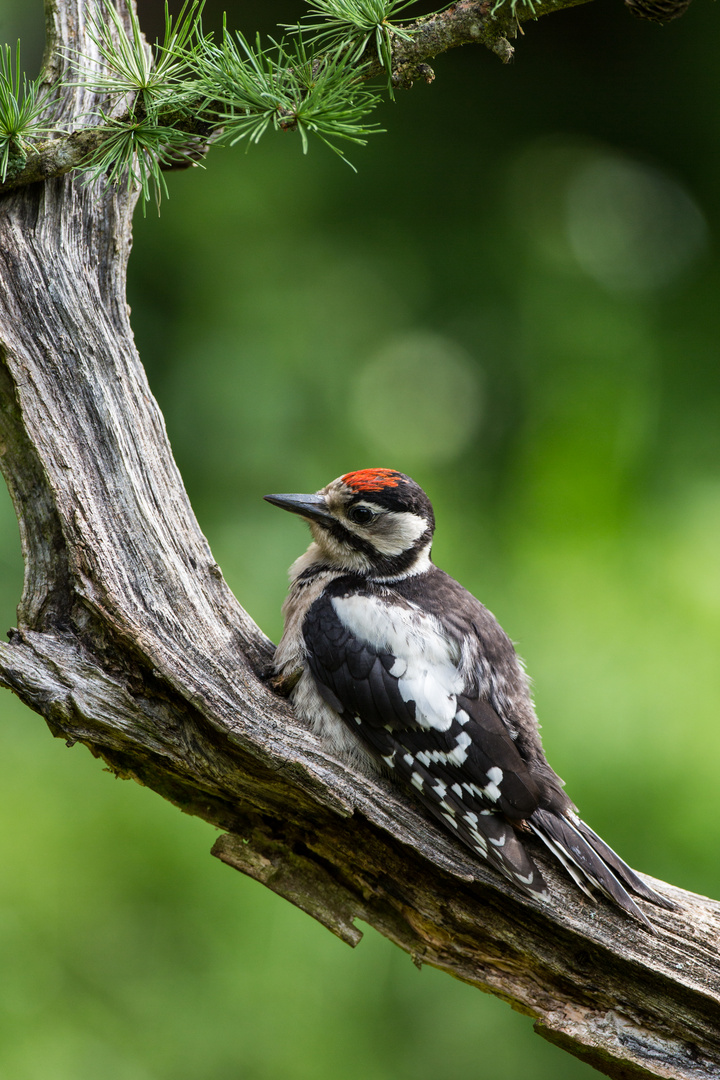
[571,817,676,909]
[526,816,597,901]
[472,812,551,901]
[528,808,674,929]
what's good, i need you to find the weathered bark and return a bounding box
[0,3,718,1079]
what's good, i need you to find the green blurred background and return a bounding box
[0,0,719,1076]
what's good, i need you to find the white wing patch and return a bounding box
[331,593,463,732]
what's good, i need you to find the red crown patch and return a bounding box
[342,468,402,493]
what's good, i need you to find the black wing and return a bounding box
[303,583,549,897]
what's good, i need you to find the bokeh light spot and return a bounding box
[351,332,481,466]
[565,154,708,293]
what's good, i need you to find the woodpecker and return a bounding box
[265,468,672,927]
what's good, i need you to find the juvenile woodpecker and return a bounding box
[266,468,671,926]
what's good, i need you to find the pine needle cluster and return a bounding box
[2,1,468,205]
[286,1,419,80]
[77,0,207,207]
[196,29,383,157]
[70,0,448,206]
[0,42,58,183]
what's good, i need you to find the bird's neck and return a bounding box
[289,539,434,588]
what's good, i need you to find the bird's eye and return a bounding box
[347,505,376,526]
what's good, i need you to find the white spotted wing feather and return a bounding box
[302,584,550,898]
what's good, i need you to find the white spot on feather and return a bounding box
[447,730,471,765]
[469,832,487,853]
[515,871,535,886]
[411,772,424,791]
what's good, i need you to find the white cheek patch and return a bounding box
[332,593,463,732]
[349,509,428,556]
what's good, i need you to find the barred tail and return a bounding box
[528,807,675,930]
[402,760,552,901]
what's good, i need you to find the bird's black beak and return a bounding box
[264,492,335,527]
